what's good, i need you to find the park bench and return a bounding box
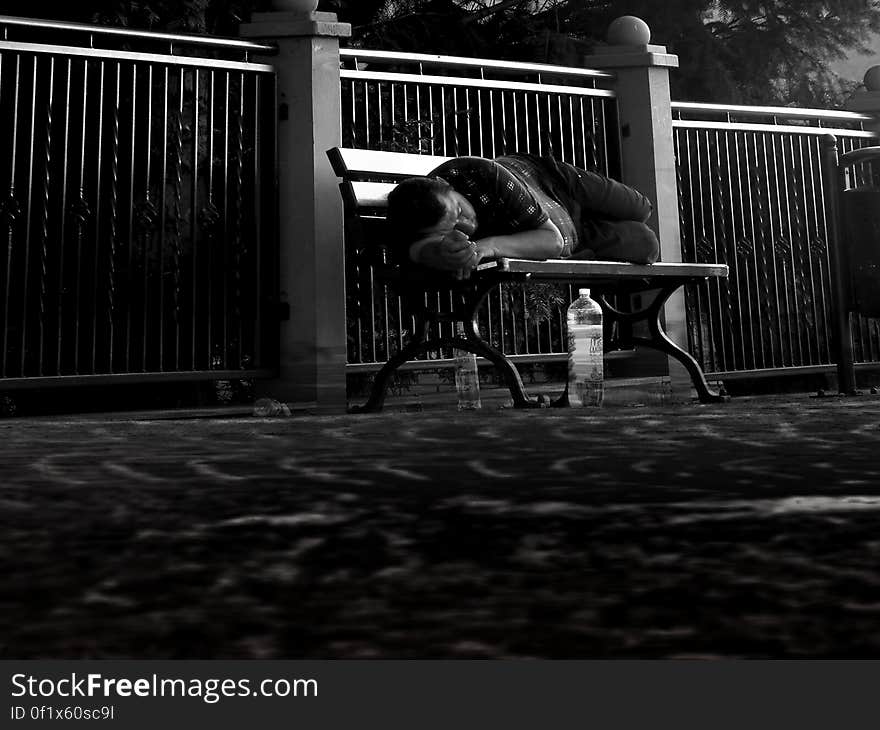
[328,147,729,412]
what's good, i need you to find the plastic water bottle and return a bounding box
[453,322,481,410]
[567,288,604,407]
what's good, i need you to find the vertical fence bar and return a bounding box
[796,136,817,364]
[812,134,834,364]
[221,70,231,369]
[90,60,104,373]
[251,72,263,370]
[205,68,216,368]
[20,56,37,375]
[72,59,88,374]
[123,63,136,372]
[158,64,169,371]
[54,58,71,376]
[232,70,245,369]
[223,73,236,365]
[36,56,56,377]
[723,129,747,370]
[1,53,19,377]
[783,134,804,366]
[106,62,121,372]
[170,67,184,371]
[142,64,154,372]
[190,67,200,370]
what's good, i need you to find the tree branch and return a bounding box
[462,0,529,24]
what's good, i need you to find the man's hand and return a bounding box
[439,229,478,269]
[443,229,493,279]
[411,229,483,276]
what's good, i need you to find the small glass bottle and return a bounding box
[566,288,604,407]
[453,321,481,410]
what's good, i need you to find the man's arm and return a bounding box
[410,219,564,274]
[473,218,564,264]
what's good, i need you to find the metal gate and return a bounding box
[0,16,277,390]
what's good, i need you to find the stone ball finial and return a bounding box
[269,0,319,12]
[865,65,880,91]
[607,15,651,46]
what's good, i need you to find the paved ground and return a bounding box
[3,392,880,659]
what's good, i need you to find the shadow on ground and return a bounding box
[2,395,880,658]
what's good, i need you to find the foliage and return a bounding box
[0,0,263,35]
[324,0,880,107]
[6,0,878,105]
[504,280,568,325]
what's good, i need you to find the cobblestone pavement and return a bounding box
[3,395,880,659]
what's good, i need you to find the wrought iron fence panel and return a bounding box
[673,103,879,379]
[340,49,618,368]
[0,17,277,388]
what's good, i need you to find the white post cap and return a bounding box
[607,16,651,46]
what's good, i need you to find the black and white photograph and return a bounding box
[2,1,880,725]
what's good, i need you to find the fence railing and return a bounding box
[672,102,879,379]
[0,16,277,389]
[340,48,618,372]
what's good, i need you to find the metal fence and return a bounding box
[0,16,277,389]
[341,48,880,385]
[672,102,880,380]
[340,48,618,372]
[8,19,874,392]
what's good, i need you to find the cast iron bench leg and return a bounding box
[349,315,435,413]
[456,318,537,409]
[596,286,728,404]
[351,280,538,411]
[454,281,539,409]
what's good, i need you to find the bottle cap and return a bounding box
[579,288,590,297]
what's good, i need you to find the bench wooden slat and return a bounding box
[346,181,395,208]
[496,257,729,279]
[328,147,450,179]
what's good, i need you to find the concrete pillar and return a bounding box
[240,9,351,412]
[585,16,694,400]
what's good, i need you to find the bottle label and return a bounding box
[567,323,604,407]
[569,306,602,326]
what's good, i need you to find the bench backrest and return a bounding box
[328,147,459,265]
[327,147,452,213]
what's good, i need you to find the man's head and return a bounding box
[386,176,477,255]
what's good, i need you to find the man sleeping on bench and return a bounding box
[385,153,659,277]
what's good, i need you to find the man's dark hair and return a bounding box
[386,176,452,257]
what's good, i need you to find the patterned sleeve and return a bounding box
[431,157,549,234]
